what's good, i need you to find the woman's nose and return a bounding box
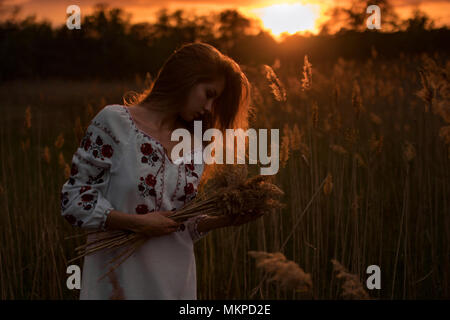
[204,100,213,113]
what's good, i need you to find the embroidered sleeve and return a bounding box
[185,214,209,243]
[60,106,126,231]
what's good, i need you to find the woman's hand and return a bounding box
[132,211,180,238]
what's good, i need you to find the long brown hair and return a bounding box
[124,42,252,133]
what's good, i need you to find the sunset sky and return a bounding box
[3,0,450,36]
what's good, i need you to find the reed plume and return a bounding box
[248,251,312,293]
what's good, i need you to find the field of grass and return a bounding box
[0,53,449,299]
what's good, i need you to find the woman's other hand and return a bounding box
[133,211,180,237]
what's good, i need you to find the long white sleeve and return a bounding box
[60,106,128,230]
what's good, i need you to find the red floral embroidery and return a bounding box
[71,163,78,176]
[145,174,156,187]
[135,204,155,215]
[77,193,97,211]
[63,214,83,227]
[185,164,198,179]
[141,143,153,155]
[177,183,197,203]
[81,131,114,161]
[102,145,113,158]
[140,143,160,166]
[184,183,194,194]
[138,174,157,198]
[87,168,105,185]
[79,186,91,194]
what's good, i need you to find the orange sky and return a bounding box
[3,0,449,34]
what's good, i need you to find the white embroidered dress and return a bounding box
[60,104,207,300]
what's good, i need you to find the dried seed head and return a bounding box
[43,146,51,164]
[439,126,450,145]
[369,112,382,125]
[323,173,333,195]
[263,65,287,102]
[249,251,312,292]
[58,152,66,168]
[24,106,32,129]
[280,134,290,168]
[301,55,312,91]
[331,259,370,300]
[21,138,30,152]
[330,144,347,155]
[352,81,364,119]
[54,133,65,149]
[64,163,71,179]
[403,141,416,162]
[369,134,383,154]
[354,153,366,168]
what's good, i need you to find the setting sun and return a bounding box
[254,3,320,37]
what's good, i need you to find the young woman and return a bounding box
[60,42,262,299]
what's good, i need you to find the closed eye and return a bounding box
[206,89,217,99]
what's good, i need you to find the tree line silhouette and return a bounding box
[0,1,449,81]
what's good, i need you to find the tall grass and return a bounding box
[0,54,448,299]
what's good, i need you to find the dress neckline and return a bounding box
[121,105,178,165]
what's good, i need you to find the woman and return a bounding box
[60,42,262,299]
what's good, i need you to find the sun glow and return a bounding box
[254,3,320,37]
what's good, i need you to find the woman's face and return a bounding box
[179,77,225,123]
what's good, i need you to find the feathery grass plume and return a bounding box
[369,133,383,154]
[108,270,125,300]
[74,116,84,143]
[332,82,339,109]
[64,163,71,179]
[403,141,416,162]
[323,173,333,195]
[354,153,366,168]
[352,81,364,119]
[439,126,450,145]
[58,152,66,168]
[290,124,302,151]
[330,144,348,155]
[280,129,290,168]
[54,133,64,149]
[248,251,312,292]
[369,112,382,125]
[43,146,51,164]
[289,124,310,165]
[263,64,287,102]
[21,138,30,152]
[301,55,312,91]
[86,103,95,120]
[311,102,319,128]
[24,106,32,129]
[417,69,434,113]
[323,117,331,132]
[344,128,359,146]
[331,259,370,300]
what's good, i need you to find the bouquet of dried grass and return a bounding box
[67,164,284,279]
